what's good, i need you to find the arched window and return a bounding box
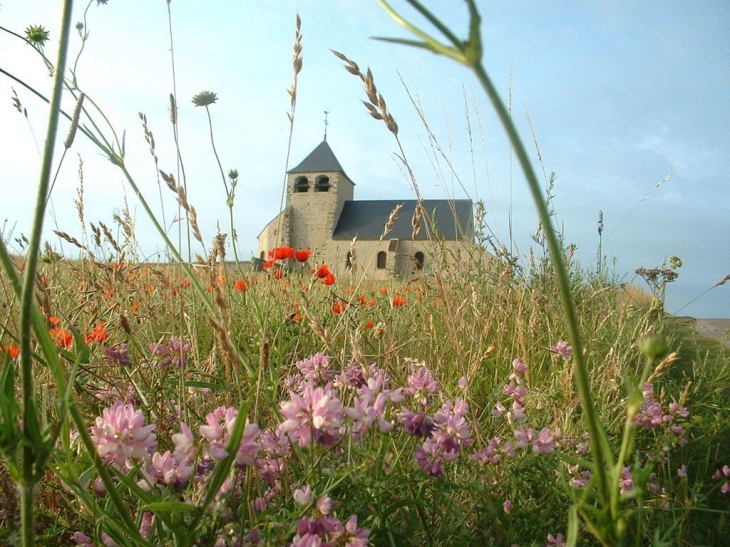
[294,176,309,193]
[315,175,330,192]
[414,252,424,270]
[345,251,353,269]
[377,251,386,269]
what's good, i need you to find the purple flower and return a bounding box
[104,343,132,367]
[397,409,435,439]
[546,532,566,546]
[403,362,439,408]
[149,339,191,368]
[90,402,156,471]
[278,383,344,447]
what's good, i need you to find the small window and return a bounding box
[377,251,386,269]
[345,251,353,269]
[294,176,309,193]
[414,252,424,270]
[315,175,330,192]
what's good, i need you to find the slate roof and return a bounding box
[288,140,347,175]
[332,199,473,241]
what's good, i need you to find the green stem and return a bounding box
[18,3,75,545]
[469,60,612,503]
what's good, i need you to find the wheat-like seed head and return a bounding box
[99,221,122,254]
[331,50,398,136]
[53,230,88,252]
[64,92,84,149]
[411,202,423,240]
[646,351,680,384]
[380,203,402,241]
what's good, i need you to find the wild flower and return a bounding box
[89,402,157,472]
[403,362,439,408]
[104,343,131,367]
[392,296,406,307]
[199,406,261,466]
[712,465,730,494]
[550,340,573,360]
[85,323,108,344]
[546,532,566,546]
[619,466,634,495]
[470,436,501,466]
[294,353,336,388]
[149,339,192,368]
[1,344,19,359]
[279,383,344,447]
[149,449,194,488]
[50,327,73,348]
[294,248,312,262]
[234,279,247,291]
[271,246,295,260]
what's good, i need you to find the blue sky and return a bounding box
[1,1,728,318]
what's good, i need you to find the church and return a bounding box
[257,140,474,279]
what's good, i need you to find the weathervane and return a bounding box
[323,109,329,141]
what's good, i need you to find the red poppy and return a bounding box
[332,303,343,314]
[379,286,388,295]
[85,323,108,344]
[294,249,311,263]
[180,279,192,288]
[2,344,19,359]
[49,316,60,326]
[323,272,336,286]
[316,265,331,279]
[234,279,247,292]
[392,297,406,307]
[359,294,367,304]
[271,246,295,260]
[263,259,275,270]
[50,327,73,349]
[364,320,374,330]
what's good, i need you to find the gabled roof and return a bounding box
[288,140,346,175]
[332,199,473,241]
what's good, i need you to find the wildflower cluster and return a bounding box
[148,338,192,368]
[398,361,472,477]
[291,486,369,546]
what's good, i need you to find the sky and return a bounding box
[1,1,728,318]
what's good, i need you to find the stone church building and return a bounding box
[257,140,474,279]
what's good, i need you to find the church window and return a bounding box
[315,175,331,192]
[294,176,309,193]
[345,251,353,269]
[377,251,386,269]
[414,252,424,270]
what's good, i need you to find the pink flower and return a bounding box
[199,406,261,465]
[403,362,440,408]
[90,402,156,471]
[278,383,344,447]
[550,341,573,360]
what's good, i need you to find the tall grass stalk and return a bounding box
[15,2,74,545]
[374,0,616,542]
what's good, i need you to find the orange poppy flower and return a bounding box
[180,279,192,288]
[294,249,311,263]
[379,286,388,295]
[332,303,343,314]
[234,279,247,291]
[263,259,275,270]
[2,344,19,359]
[49,316,60,326]
[316,265,331,279]
[85,323,108,344]
[50,328,73,349]
[323,272,336,285]
[364,320,374,329]
[392,297,406,307]
[271,246,295,260]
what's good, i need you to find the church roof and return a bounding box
[332,199,473,241]
[288,140,346,175]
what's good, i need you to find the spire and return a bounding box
[288,140,345,174]
[323,109,329,141]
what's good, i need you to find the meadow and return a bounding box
[1,1,729,546]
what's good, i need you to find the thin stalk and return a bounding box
[468,59,612,504]
[18,2,74,545]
